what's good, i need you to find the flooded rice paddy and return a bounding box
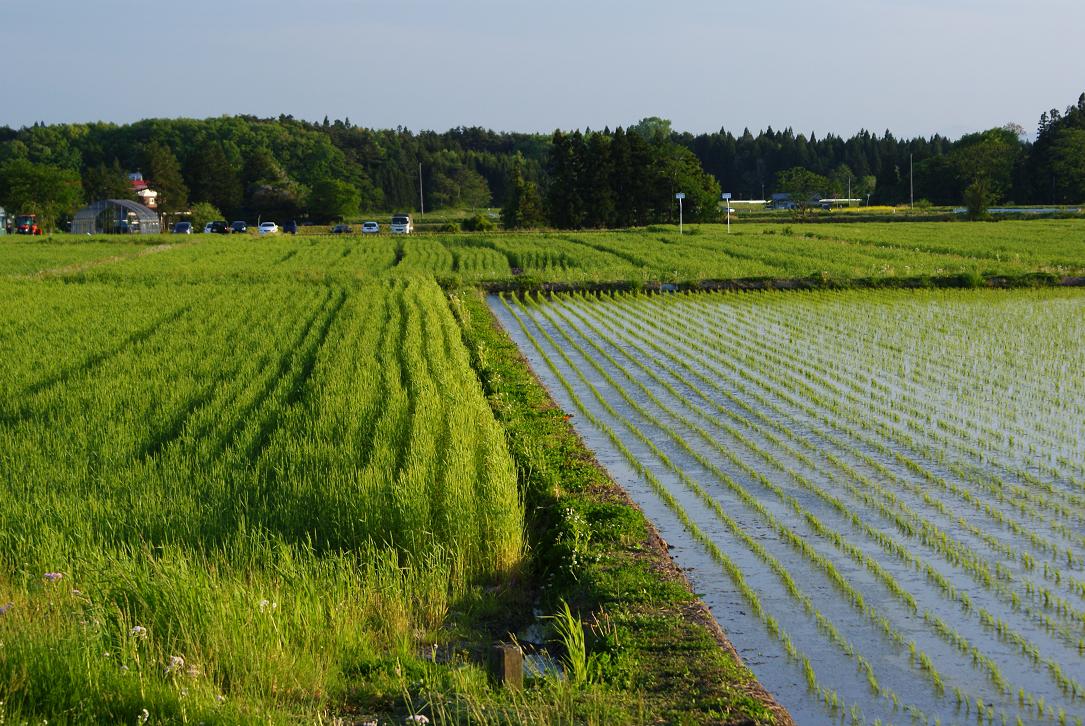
[491,287,1085,725]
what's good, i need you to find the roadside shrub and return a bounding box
[964,178,993,220]
[461,214,495,232]
[437,222,460,233]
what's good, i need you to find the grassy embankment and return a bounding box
[447,286,785,724]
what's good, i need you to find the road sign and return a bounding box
[722,193,732,200]
[675,192,685,200]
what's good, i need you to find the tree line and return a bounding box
[1,92,1082,231]
[678,93,1085,208]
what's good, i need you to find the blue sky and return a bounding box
[7,0,1084,139]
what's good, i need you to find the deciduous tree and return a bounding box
[308,178,360,222]
[187,140,242,217]
[0,158,83,231]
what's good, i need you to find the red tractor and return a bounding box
[15,214,43,235]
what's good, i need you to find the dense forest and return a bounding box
[1,92,1082,230]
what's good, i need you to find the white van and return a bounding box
[390,214,413,234]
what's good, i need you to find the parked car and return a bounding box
[258,221,279,235]
[331,223,353,234]
[206,220,230,234]
[361,221,380,234]
[230,221,248,234]
[390,214,413,234]
[283,220,298,234]
[172,221,193,234]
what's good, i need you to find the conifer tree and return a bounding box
[583,132,615,228]
[610,127,634,227]
[502,157,545,229]
[142,141,188,214]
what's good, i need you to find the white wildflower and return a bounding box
[130,625,148,638]
[165,655,185,674]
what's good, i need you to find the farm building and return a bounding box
[71,199,161,235]
[128,172,158,209]
[769,193,797,210]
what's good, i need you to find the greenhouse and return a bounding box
[71,199,161,235]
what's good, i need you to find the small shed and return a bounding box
[71,199,161,235]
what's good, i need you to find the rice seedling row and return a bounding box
[492,287,1085,724]
[599,290,1085,665]
[721,294,1085,505]
[682,296,1085,605]
[524,296,988,703]
[565,292,1085,704]
[535,292,1084,702]
[611,290,1085,625]
[496,294,896,723]
[690,296,1085,567]
[542,294,1084,690]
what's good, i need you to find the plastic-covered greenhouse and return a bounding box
[71,199,161,235]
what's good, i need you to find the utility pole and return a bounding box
[419,162,424,217]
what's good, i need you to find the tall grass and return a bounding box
[0,276,523,721]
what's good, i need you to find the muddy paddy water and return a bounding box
[490,288,1085,726]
